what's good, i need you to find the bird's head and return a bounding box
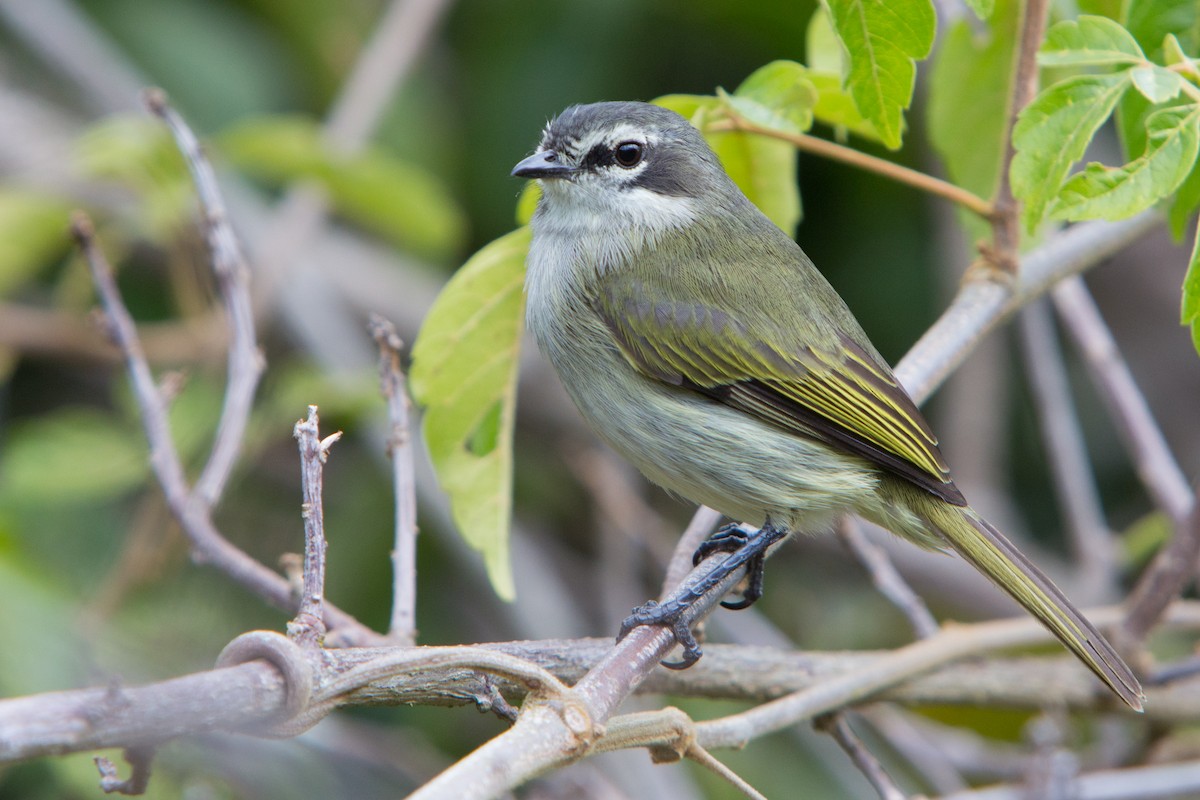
[512,102,736,234]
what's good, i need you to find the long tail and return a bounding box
[925,502,1144,711]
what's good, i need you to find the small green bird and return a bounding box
[513,101,1143,711]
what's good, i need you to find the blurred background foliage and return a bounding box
[0,0,1197,798]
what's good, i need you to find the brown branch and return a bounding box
[5,603,1200,767]
[988,0,1051,274]
[368,314,419,644]
[708,116,995,219]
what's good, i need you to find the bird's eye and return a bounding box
[614,141,643,168]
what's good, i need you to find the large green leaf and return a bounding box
[805,8,883,142]
[409,227,529,600]
[655,94,802,235]
[1038,15,1145,67]
[219,115,466,259]
[1053,105,1200,221]
[825,0,936,149]
[927,0,1017,239]
[1011,72,1132,231]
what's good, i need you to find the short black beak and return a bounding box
[511,151,575,179]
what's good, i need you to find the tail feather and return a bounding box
[929,504,1144,711]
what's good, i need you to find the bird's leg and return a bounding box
[618,520,787,669]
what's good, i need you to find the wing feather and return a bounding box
[593,260,965,506]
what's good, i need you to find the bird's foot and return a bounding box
[693,521,786,609]
[617,521,788,668]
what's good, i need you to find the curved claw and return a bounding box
[720,596,755,610]
[618,599,704,669]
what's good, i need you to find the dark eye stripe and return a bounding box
[583,142,614,169]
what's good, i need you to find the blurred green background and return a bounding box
[0,0,1197,798]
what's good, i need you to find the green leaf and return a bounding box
[1039,15,1145,67]
[1129,65,1185,103]
[0,190,71,296]
[1053,105,1200,221]
[1183,222,1200,356]
[409,227,530,600]
[806,6,844,74]
[656,94,802,234]
[825,0,936,149]
[730,61,818,134]
[1168,161,1200,239]
[219,115,466,259]
[0,409,149,504]
[808,73,882,141]
[1125,0,1200,60]
[927,0,1017,239]
[804,7,883,142]
[710,123,801,235]
[1011,72,1132,231]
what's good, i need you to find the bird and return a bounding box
[511,100,1143,711]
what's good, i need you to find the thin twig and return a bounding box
[1016,299,1117,598]
[693,607,1145,752]
[369,314,419,644]
[95,745,155,795]
[1123,486,1200,643]
[859,706,969,794]
[839,517,940,639]
[707,116,995,219]
[1051,277,1194,524]
[987,0,1051,274]
[143,88,264,510]
[290,406,339,649]
[71,213,378,643]
[815,713,909,800]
